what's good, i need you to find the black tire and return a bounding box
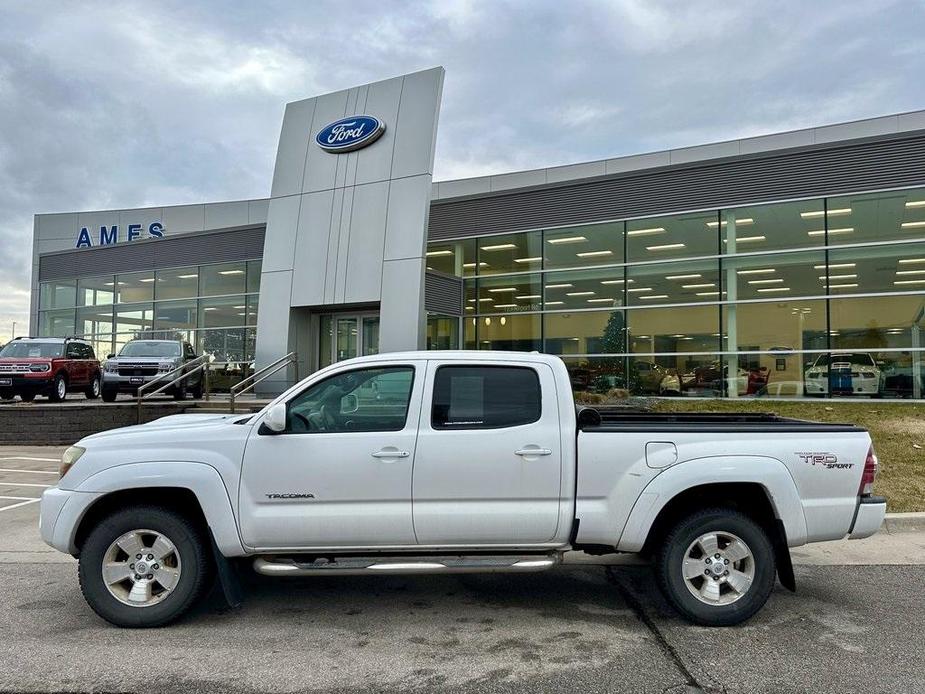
[48,373,67,402]
[78,505,213,628]
[655,508,776,626]
[0,389,13,401]
[84,373,102,399]
[101,388,118,403]
[173,382,187,401]
[19,390,36,402]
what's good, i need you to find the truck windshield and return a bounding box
[0,342,63,358]
[118,342,181,358]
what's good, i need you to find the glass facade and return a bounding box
[37,260,261,364]
[436,186,925,399]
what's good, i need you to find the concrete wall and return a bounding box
[255,67,444,392]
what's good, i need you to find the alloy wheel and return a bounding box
[101,529,182,607]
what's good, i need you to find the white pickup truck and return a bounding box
[40,351,886,628]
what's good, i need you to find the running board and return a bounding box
[253,554,559,577]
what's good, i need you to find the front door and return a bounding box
[238,361,425,550]
[320,314,380,368]
[411,361,564,546]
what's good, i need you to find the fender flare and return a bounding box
[616,455,808,552]
[76,461,245,556]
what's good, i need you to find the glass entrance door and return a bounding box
[319,314,380,368]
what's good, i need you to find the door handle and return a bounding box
[371,449,410,459]
[515,447,552,457]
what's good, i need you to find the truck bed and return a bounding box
[580,409,865,433]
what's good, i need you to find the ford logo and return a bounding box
[315,115,386,153]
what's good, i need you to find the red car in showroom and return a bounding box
[0,337,102,402]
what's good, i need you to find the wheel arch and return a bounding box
[70,462,245,557]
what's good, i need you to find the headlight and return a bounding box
[158,361,175,373]
[104,361,119,373]
[29,363,51,372]
[59,446,85,479]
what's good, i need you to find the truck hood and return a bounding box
[81,412,251,443]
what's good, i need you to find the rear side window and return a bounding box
[432,366,541,430]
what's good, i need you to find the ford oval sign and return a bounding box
[315,115,386,153]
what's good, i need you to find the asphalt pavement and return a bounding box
[1,446,923,694]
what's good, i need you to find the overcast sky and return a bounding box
[2,0,924,336]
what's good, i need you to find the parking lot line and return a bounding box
[0,496,38,501]
[0,499,40,512]
[0,482,51,488]
[0,468,58,475]
[0,457,60,463]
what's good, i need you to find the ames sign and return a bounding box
[75,222,165,249]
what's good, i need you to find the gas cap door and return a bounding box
[645,441,678,469]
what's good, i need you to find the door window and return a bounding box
[286,366,415,434]
[431,366,541,430]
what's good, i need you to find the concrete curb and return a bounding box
[883,512,925,533]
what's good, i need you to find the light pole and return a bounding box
[11,321,15,340]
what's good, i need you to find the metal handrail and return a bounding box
[135,354,211,423]
[229,352,298,413]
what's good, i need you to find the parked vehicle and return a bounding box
[101,339,203,402]
[804,353,881,397]
[681,361,770,396]
[0,337,101,402]
[41,351,885,628]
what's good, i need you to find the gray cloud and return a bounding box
[1,0,923,335]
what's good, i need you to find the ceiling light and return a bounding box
[177,274,198,279]
[899,258,925,264]
[671,334,686,338]
[813,263,855,270]
[566,291,595,296]
[465,306,474,311]
[513,257,542,264]
[800,208,851,218]
[748,279,784,285]
[905,201,925,208]
[696,291,724,296]
[736,269,775,275]
[493,304,517,309]
[820,274,857,281]
[138,278,155,283]
[636,335,651,339]
[203,307,217,311]
[646,243,686,251]
[218,270,245,275]
[627,287,653,292]
[682,283,716,289]
[601,279,634,285]
[587,298,615,303]
[639,294,669,300]
[487,287,518,293]
[896,269,925,276]
[706,218,754,228]
[730,235,766,243]
[757,287,791,293]
[462,262,489,268]
[807,227,854,236]
[545,301,564,306]
[476,298,493,302]
[545,283,573,289]
[894,279,925,285]
[425,250,454,257]
[665,274,701,280]
[901,221,925,229]
[547,236,587,245]
[825,283,859,289]
[576,250,613,258]
[516,294,541,299]
[480,243,517,252]
[626,227,665,236]
[233,305,246,309]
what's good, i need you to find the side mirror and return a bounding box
[107,353,115,359]
[261,402,287,434]
[341,393,359,414]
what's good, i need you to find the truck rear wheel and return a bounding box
[655,508,775,626]
[48,373,67,402]
[78,506,213,628]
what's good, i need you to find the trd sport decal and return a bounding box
[795,452,854,470]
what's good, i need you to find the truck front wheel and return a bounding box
[78,506,213,627]
[655,508,776,626]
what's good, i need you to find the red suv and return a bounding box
[0,337,102,403]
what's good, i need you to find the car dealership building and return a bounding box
[29,67,925,397]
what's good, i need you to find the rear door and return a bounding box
[65,342,87,385]
[411,361,563,545]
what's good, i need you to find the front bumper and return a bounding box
[848,495,887,539]
[39,486,104,555]
[102,372,167,392]
[0,374,54,392]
